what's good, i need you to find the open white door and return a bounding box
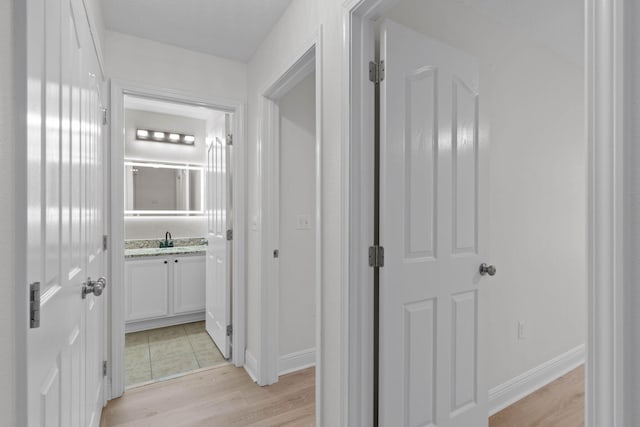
[26,0,107,425]
[205,113,232,359]
[379,20,490,426]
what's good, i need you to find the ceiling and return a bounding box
[457,0,584,65]
[102,0,293,62]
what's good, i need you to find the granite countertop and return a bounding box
[124,237,206,259]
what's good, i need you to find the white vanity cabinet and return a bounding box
[173,256,206,314]
[124,254,205,329]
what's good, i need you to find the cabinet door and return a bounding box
[173,256,206,314]
[125,258,170,321]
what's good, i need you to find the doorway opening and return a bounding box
[120,95,231,388]
[345,0,587,425]
[109,84,247,398]
[258,37,322,424]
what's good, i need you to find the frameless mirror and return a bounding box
[124,161,204,215]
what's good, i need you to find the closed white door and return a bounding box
[205,114,232,358]
[379,20,490,427]
[26,0,107,425]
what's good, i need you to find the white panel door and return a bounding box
[379,20,490,427]
[205,113,232,358]
[26,0,107,425]
[173,256,206,314]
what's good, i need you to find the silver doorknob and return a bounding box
[479,263,496,276]
[82,277,107,299]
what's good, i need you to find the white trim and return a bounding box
[278,349,317,376]
[244,350,259,383]
[342,1,400,424]
[489,345,586,416]
[109,81,247,399]
[124,311,205,333]
[258,28,323,426]
[586,0,626,426]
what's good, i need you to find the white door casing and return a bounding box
[26,0,107,424]
[206,113,232,359]
[379,20,489,426]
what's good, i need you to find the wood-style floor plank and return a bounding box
[490,365,585,427]
[100,364,315,427]
[102,363,584,427]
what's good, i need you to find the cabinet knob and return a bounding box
[164,260,168,264]
[175,259,178,263]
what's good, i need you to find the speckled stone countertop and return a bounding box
[124,238,206,259]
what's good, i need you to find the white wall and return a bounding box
[246,0,345,422]
[124,217,206,240]
[105,31,247,102]
[0,0,17,424]
[385,0,586,389]
[278,72,316,361]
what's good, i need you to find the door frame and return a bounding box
[108,81,247,399]
[341,0,625,425]
[258,28,323,424]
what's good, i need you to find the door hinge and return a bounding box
[368,245,385,268]
[273,249,279,258]
[101,108,108,126]
[227,134,233,146]
[226,229,233,241]
[369,60,385,84]
[30,282,41,329]
[103,360,108,377]
[103,235,108,251]
[226,325,232,337]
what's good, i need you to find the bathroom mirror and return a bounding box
[124,160,204,215]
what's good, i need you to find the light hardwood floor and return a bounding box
[490,365,585,427]
[100,365,315,427]
[101,364,584,427]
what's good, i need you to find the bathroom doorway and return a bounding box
[109,86,247,397]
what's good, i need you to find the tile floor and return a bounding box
[125,321,226,387]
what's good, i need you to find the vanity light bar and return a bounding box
[136,129,196,145]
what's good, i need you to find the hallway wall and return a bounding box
[104,31,247,102]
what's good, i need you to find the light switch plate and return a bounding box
[296,215,311,230]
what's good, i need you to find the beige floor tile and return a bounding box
[151,354,199,379]
[183,321,206,335]
[147,325,187,343]
[125,321,228,386]
[125,366,151,386]
[125,331,149,346]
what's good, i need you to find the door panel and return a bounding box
[205,113,231,359]
[125,259,170,321]
[379,20,489,427]
[27,0,107,424]
[174,256,206,314]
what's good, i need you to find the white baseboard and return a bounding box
[124,312,205,333]
[244,350,258,382]
[489,344,585,415]
[278,348,316,376]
